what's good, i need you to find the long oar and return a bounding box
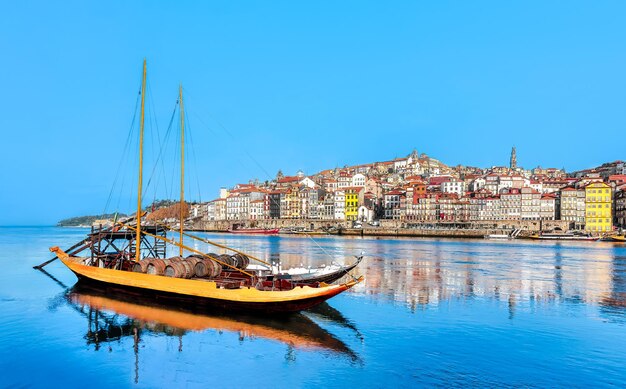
[33,238,90,269]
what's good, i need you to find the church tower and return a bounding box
[510,147,517,169]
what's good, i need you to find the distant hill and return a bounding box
[57,200,185,227]
[57,213,128,227]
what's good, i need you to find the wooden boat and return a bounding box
[47,60,362,313]
[529,232,598,241]
[228,228,279,234]
[599,234,626,242]
[484,234,512,240]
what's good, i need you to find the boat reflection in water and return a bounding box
[65,281,360,367]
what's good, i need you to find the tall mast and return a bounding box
[135,59,147,262]
[179,84,185,256]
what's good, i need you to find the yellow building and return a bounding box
[344,187,362,221]
[284,188,302,219]
[585,182,612,233]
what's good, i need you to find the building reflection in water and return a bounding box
[184,234,626,316]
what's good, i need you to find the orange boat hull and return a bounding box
[51,247,362,313]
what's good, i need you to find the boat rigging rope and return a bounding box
[103,80,142,215]
[145,99,177,197]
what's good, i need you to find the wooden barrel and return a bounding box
[131,258,154,273]
[184,256,203,270]
[230,253,250,269]
[165,260,194,278]
[194,258,223,278]
[217,254,235,268]
[147,256,182,276]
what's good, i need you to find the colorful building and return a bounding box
[585,182,613,232]
[344,187,363,221]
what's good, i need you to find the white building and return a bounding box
[334,190,345,220]
[351,173,366,187]
[441,179,467,196]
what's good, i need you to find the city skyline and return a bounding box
[2,2,626,225]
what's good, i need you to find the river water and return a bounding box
[1,226,626,387]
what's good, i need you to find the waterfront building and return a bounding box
[482,196,503,221]
[438,194,470,222]
[500,188,522,220]
[283,187,304,219]
[226,192,240,220]
[214,198,226,220]
[585,182,613,232]
[344,187,363,221]
[383,189,405,219]
[334,190,346,220]
[320,192,335,220]
[268,190,284,219]
[206,200,216,221]
[225,188,265,220]
[249,199,265,220]
[539,194,556,220]
[414,194,438,222]
[303,186,324,219]
[520,187,541,220]
[190,203,207,220]
[559,187,586,229]
[615,186,626,228]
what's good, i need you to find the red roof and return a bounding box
[277,176,300,183]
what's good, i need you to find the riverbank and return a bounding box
[188,225,524,239]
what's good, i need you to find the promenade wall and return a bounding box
[189,218,570,237]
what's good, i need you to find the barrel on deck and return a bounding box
[194,258,223,278]
[230,253,250,270]
[147,257,182,275]
[217,254,235,268]
[131,258,155,273]
[164,259,195,278]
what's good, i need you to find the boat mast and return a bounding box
[136,59,147,262]
[179,84,185,256]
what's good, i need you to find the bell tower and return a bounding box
[510,147,517,169]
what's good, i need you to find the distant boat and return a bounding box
[484,234,513,240]
[599,234,626,242]
[529,232,597,241]
[228,228,280,234]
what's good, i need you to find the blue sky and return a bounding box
[1,1,625,225]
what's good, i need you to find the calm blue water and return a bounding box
[2,226,626,387]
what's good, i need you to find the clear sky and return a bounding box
[1,1,625,225]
